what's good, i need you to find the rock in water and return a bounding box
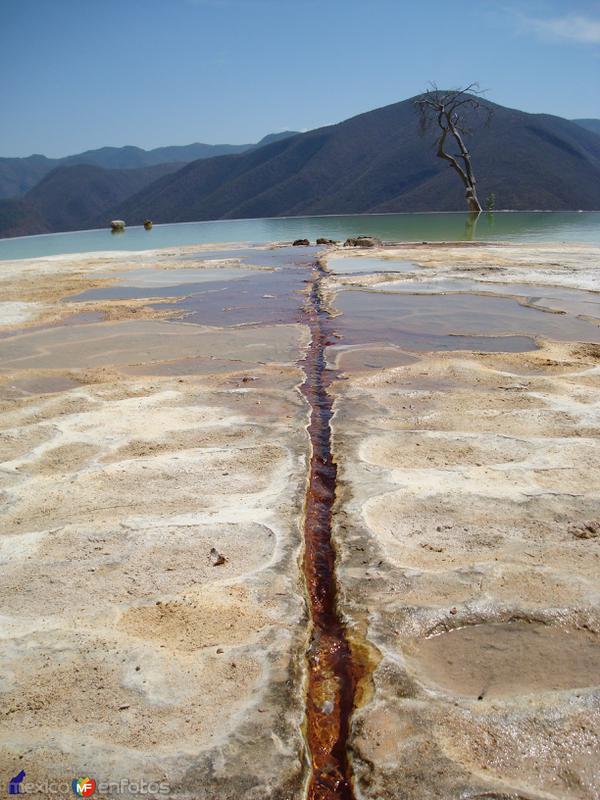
[316,238,338,245]
[110,220,126,231]
[292,238,310,246]
[343,235,382,248]
[143,219,153,230]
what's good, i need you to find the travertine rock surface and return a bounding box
[0,245,311,799]
[1,239,599,799]
[326,245,600,800]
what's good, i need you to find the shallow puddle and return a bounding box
[0,374,79,399]
[66,247,318,327]
[122,356,264,377]
[327,256,418,275]
[67,247,319,310]
[327,345,419,373]
[406,622,600,698]
[107,266,257,288]
[158,267,309,327]
[334,289,600,351]
[372,277,600,320]
[162,246,317,326]
[180,245,320,267]
[0,320,305,371]
[67,268,260,301]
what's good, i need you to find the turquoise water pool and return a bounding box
[0,211,599,260]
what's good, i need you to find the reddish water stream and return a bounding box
[300,262,362,800]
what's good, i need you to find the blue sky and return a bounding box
[1,0,599,157]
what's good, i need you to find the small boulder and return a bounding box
[143,219,153,230]
[210,547,227,566]
[316,238,337,245]
[110,220,126,231]
[343,235,382,248]
[292,238,310,246]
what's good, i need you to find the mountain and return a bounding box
[59,132,300,170]
[0,162,181,238]
[3,98,600,239]
[60,144,250,171]
[111,96,600,225]
[0,198,50,238]
[252,131,300,148]
[0,155,57,201]
[0,131,300,199]
[572,119,600,136]
[26,162,181,232]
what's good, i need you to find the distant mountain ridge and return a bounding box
[572,119,600,136]
[0,131,300,199]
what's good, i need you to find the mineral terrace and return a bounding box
[0,240,599,799]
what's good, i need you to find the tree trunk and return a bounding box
[435,112,483,214]
[465,186,482,214]
[450,123,482,213]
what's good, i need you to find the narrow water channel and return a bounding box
[300,261,360,800]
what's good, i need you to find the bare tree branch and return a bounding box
[414,83,492,214]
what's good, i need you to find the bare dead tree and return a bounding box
[414,83,491,214]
